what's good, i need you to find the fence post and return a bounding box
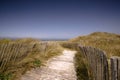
[110,56,120,80]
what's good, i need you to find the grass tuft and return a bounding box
[0,39,63,80]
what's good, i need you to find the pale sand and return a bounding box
[21,50,77,80]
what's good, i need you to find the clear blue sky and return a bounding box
[0,0,120,39]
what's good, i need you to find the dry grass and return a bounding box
[61,32,120,80]
[0,38,63,80]
[74,51,90,80]
[70,32,120,58]
[1,32,119,80]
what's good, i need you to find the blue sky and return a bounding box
[0,0,120,39]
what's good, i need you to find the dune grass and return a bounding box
[0,32,119,80]
[0,38,63,80]
[70,32,120,58]
[61,32,120,80]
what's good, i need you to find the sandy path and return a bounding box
[21,50,77,80]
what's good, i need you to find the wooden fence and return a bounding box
[79,45,120,80]
[0,42,119,80]
[0,42,35,73]
[0,41,59,74]
[79,46,109,80]
[110,57,120,80]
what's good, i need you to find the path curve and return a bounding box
[21,50,77,80]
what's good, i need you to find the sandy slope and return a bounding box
[21,50,77,80]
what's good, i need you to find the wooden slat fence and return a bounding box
[0,42,119,80]
[0,42,34,73]
[79,45,120,80]
[0,41,59,73]
[79,46,109,80]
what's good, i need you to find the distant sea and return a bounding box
[41,38,68,41]
[0,37,68,41]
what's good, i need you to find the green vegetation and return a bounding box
[74,51,90,80]
[0,73,12,80]
[0,38,63,80]
[33,59,41,67]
